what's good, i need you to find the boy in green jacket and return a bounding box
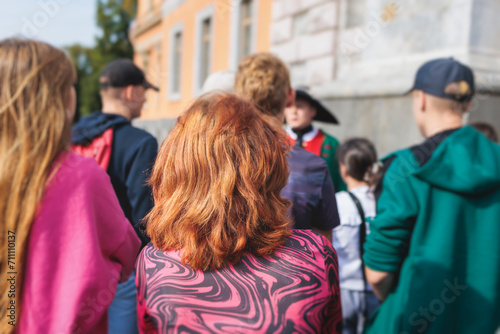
[284,88,346,192]
[363,58,500,334]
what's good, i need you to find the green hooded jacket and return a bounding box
[364,126,500,334]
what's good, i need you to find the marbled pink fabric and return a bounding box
[136,230,342,334]
[18,151,140,333]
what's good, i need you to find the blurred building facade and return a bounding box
[130,0,272,140]
[132,0,500,155]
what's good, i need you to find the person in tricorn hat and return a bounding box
[285,88,346,192]
[363,58,500,334]
[72,58,159,334]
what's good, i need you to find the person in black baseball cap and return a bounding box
[284,87,346,192]
[72,58,159,334]
[362,58,500,334]
[98,58,159,120]
[100,58,159,92]
[406,57,474,137]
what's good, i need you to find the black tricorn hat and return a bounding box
[295,87,339,125]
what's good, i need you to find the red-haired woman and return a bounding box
[135,93,342,333]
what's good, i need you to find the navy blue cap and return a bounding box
[408,58,475,102]
[99,59,159,91]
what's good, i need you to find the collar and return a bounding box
[285,125,319,142]
[410,128,460,166]
[350,185,371,194]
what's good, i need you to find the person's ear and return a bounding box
[311,106,317,118]
[465,100,473,113]
[419,91,427,112]
[285,88,296,108]
[339,163,348,182]
[124,85,134,101]
[65,86,77,122]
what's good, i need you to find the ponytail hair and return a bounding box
[336,138,381,187]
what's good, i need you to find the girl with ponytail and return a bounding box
[333,138,381,334]
[0,39,140,333]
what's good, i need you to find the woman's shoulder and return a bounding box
[135,244,194,284]
[319,130,339,145]
[335,190,351,203]
[137,243,182,265]
[336,188,375,208]
[285,229,331,252]
[49,151,111,189]
[289,228,323,239]
[335,191,358,216]
[270,230,337,269]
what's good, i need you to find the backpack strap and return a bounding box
[347,191,369,320]
[71,128,114,171]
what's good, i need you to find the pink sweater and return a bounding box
[18,151,141,334]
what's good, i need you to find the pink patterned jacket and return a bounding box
[136,229,342,334]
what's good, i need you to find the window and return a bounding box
[172,32,182,93]
[200,18,212,86]
[239,0,253,60]
[193,5,214,96]
[142,53,150,79]
[141,51,150,109]
[154,43,161,107]
[293,12,308,37]
[146,0,153,13]
[229,0,258,70]
[346,0,367,28]
[169,23,184,101]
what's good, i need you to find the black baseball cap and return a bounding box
[407,58,474,102]
[99,59,159,91]
[295,87,339,124]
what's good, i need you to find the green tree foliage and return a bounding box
[65,0,137,121]
[64,44,94,121]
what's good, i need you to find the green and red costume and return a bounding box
[286,126,347,192]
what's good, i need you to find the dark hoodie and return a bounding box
[364,125,500,334]
[73,111,158,248]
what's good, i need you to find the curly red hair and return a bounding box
[146,93,292,270]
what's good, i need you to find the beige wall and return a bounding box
[132,0,273,119]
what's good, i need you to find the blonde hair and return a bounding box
[0,38,76,331]
[427,94,471,115]
[146,93,292,271]
[234,53,291,117]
